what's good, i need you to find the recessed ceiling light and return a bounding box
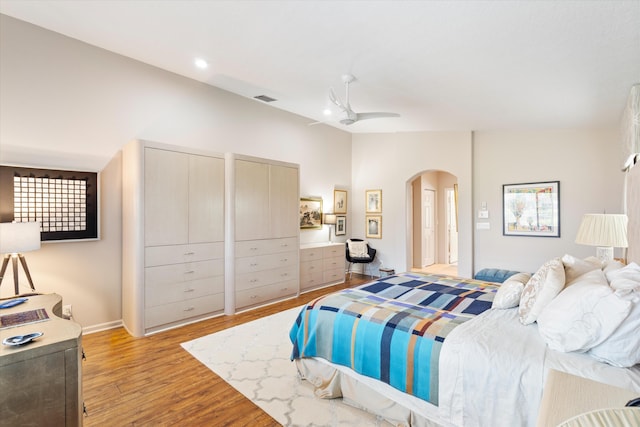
[323,109,332,116]
[194,58,208,69]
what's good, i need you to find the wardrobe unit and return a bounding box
[122,140,225,337]
[227,155,300,313]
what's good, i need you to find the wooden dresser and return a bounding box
[300,242,345,292]
[0,293,83,426]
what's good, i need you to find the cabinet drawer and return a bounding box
[300,247,323,262]
[300,259,323,274]
[323,256,344,271]
[323,268,345,284]
[235,279,297,309]
[323,244,345,258]
[235,266,297,291]
[145,242,223,267]
[235,251,297,274]
[235,237,297,257]
[145,259,224,287]
[145,293,224,328]
[145,276,224,308]
[300,271,324,289]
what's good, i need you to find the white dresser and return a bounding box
[300,242,345,292]
[122,140,225,336]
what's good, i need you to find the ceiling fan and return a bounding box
[314,74,400,126]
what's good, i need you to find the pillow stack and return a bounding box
[489,256,640,367]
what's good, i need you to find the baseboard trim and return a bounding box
[83,319,123,335]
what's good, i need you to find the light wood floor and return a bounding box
[413,263,458,276]
[81,274,370,426]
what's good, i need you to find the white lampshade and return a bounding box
[0,222,41,254]
[575,214,628,248]
[324,214,337,225]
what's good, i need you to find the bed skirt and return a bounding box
[295,357,454,427]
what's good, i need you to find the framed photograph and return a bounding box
[503,181,560,237]
[335,215,346,236]
[366,215,382,239]
[300,197,323,229]
[366,189,382,213]
[334,189,347,214]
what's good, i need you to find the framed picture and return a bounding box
[300,197,323,229]
[335,215,346,236]
[366,189,382,213]
[503,181,560,237]
[366,215,382,239]
[334,189,347,214]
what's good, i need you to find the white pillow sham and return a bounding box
[492,272,531,309]
[519,258,565,325]
[606,262,640,293]
[588,292,640,368]
[537,269,632,353]
[561,254,602,287]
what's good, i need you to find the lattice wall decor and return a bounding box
[0,166,98,241]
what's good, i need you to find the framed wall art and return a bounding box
[335,215,346,236]
[366,215,382,239]
[334,189,347,214]
[0,165,99,241]
[366,189,382,213]
[299,197,323,229]
[503,181,560,237]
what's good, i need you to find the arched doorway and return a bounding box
[408,170,458,275]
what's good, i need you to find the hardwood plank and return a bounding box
[82,275,369,426]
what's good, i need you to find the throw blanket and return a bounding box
[290,272,499,405]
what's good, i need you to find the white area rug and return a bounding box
[181,306,389,426]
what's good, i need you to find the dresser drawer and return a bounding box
[145,293,224,328]
[323,255,344,271]
[323,268,345,284]
[235,251,297,274]
[145,242,223,267]
[235,237,297,258]
[322,243,345,258]
[145,259,224,287]
[145,276,224,308]
[300,247,323,262]
[300,270,324,290]
[300,259,323,274]
[235,266,297,291]
[235,279,297,309]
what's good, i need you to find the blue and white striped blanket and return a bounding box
[289,272,499,405]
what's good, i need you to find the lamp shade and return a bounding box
[575,214,628,248]
[0,222,41,254]
[323,213,337,225]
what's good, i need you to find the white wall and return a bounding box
[0,15,351,329]
[472,129,625,273]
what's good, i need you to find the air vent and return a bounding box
[254,95,277,103]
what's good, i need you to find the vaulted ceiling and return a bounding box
[1,0,638,133]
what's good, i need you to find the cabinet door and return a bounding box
[235,160,270,240]
[145,148,189,246]
[269,164,299,238]
[189,155,224,243]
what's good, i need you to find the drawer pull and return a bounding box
[281,258,288,262]
[184,252,195,256]
[184,288,195,293]
[281,273,289,277]
[184,270,195,274]
[250,295,258,299]
[250,279,258,283]
[250,247,258,251]
[281,244,289,247]
[250,263,259,267]
[184,307,194,312]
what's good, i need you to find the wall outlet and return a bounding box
[62,304,73,319]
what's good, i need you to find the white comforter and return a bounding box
[438,308,640,427]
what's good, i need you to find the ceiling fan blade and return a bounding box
[329,88,344,109]
[355,112,400,121]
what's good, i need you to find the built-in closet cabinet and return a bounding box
[228,155,300,313]
[122,140,225,337]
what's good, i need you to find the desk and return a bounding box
[0,293,83,426]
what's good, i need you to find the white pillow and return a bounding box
[561,254,602,287]
[492,272,531,309]
[347,240,369,258]
[588,292,640,367]
[537,269,632,353]
[519,258,565,325]
[606,262,640,293]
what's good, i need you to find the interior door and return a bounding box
[446,188,459,264]
[422,189,436,266]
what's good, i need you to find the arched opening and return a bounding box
[407,170,458,276]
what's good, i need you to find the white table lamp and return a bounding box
[324,213,337,242]
[0,222,41,295]
[575,214,628,262]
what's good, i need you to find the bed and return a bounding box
[289,165,640,426]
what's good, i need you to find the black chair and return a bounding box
[345,238,377,278]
